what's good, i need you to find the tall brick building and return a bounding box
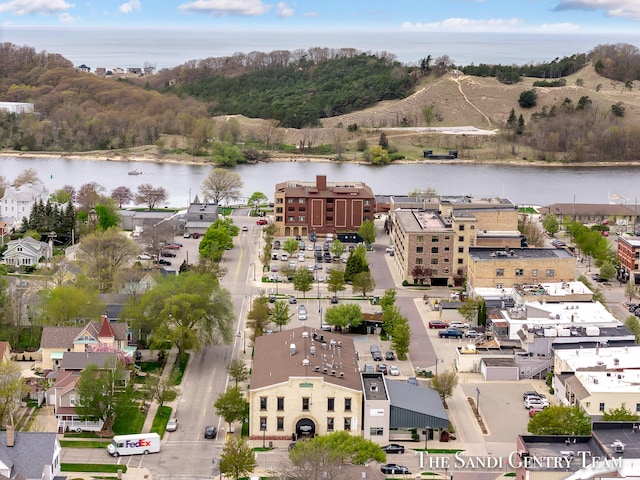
[273,175,375,237]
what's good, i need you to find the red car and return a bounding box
[428,321,448,329]
[256,219,268,225]
[163,244,180,249]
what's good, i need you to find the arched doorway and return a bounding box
[295,418,316,438]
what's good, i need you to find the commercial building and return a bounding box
[388,196,521,286]
[273,175,375,237]
[617,233,640,284]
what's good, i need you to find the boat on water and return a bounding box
[128,169,142,175]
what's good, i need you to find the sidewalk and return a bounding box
[141,348,178,433]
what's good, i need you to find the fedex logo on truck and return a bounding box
[125,438,152,448]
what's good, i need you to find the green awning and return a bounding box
[50,351,64,360]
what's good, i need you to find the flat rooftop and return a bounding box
[394,209,450,233]
[556,345,640,371]
[469,247,574,260]
[513,301,620,327]
[362,374,388,401]
[575,369,640,393]
[519,435,600,472]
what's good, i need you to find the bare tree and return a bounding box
[13,168,40,187]
[111,186,134,208]
[201,168,244,205]
[135,184,168,210]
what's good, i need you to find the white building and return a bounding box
[0,102,34,114]
[0,182,48,226]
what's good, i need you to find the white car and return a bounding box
[389,366,400,376]
[450,321,469,329]
[166,419,178,432]
[524,398,549,409]
[298,254,305,262]
[136,254,152,260]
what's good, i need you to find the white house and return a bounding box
[0,102,34,114]
[1,236,51,267]
[0,182,48,226]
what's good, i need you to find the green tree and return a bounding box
[129,273,235,363]
[94,202,120,230]
[220,436,257,480]
[0,361,27,428]
[201,168,244,205]
[329,239,346,259]
[199,219,238,262]
[611,102,626,117]
[624,281,638,302]
[214,387,246,432]
[211,141,244,166]
[324,303,363,329]
[423,106,435,126]
[344,245,368,283]
[293,267,313,298]
[271,300,292,331]
[382,304,403,337]
[598,261,616,281]
[248,191,268,212]
[542,214,560,235]
[40,284,104,325]
[378,132,389,149]
[505,108,517,129]
[247,296,272,341]
[75,362,129,432]
[458,297,483,325]
[624,315,640,343]
[367,145,390,164]
[518,89,538,108]
[527,405,591,435]
[429,370,458,402]
[326,269,346,298]
[576,95,592,110]
[516,114,525,134]
[50,188,72,204]
[391,318,411,360]
[352,271,375,297]
[289,430,385,479]
[282,238,300,257]
[226,359,250,388]
[358,219,376,248]
[379,288,397,310]
[603,403,639,421]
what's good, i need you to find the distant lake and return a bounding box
[1,156,639,209]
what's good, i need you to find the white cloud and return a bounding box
[401,17,524,32]
[58,12,77,23]
[118,0,141,14]
[0,0,74,15]
[302,11,317,17]
[555,0,640,21]
[177,0,270,16]
[276,2,293,18]
[537,22,582,32]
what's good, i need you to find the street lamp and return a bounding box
[424,424,430,453]
[476,387,481,413]
[261,421,267,448]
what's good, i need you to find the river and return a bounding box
[1,155,638,208]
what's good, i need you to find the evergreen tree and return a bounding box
[506,108,517,129]
[516,114,525,134]
[378,132,389,149]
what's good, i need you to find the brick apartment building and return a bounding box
[273,175,375,237]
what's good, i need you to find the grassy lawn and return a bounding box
[60,440,109,448]
[139,361,163,373]
[112,402,146,435]
[64,432,105,439]
[151,405,172,437]
[62,464,127,473]
[172,353,189,385]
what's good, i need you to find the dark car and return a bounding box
[381,444,405,454]
[330,296,339,304]
[385,351,395,361]
[376,363,388,374]
[269,294,276,303]
[372,351,383,362]
[134,350,142,361]
[163,243,181,249]
[428,320,448,329]
[160,251,177,257]
[204,425,217,439]
[156,258,171,266]
[380,464,410,474]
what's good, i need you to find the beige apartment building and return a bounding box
[248,327,363,442]
[389,196,521,286]
[468,247,576,289]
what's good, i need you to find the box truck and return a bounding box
[107,433,161,457]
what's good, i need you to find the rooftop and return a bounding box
[575,369,640,394]
[250,326,361,392]
[393,209,451,233]
[556,345,640,371]
[362,373,388,401]
[518,435,600,472]
[469,247,574,261]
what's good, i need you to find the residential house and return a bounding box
[0,182,48,226]
[39,315,131,370]
[47,351,128,433]
[273,175,375,238]
[1,237,51,267]
[542,202,638,231]
[0,426,62,480]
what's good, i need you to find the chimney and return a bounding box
[316,175,327,191]
[6,424,15,447]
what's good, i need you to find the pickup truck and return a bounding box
[438,328,463,338]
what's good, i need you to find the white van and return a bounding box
[271,252,279,261]
[281,253,289,261]
[107,433,161,457]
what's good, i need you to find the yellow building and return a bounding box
[566,370,640,417]
[248,326,362,442]
[468,247,576,289]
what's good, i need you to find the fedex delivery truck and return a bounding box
[107,433,161,456]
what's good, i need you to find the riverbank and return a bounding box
[2,148,640,169]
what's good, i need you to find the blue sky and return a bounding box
[1,0,639,33]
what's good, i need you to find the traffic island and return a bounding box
[467,397,488,434]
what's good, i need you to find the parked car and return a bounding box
[428,320,448,329]
[370,345,380,354]
[160,251,177,257]
[166,419,178,432]
[256,219,268,225]
[385,351,395,361]
[407,376,417,386]
[298,254,305,262]
[363,364,374,373]
[156,259,172,266]
[522,391,545,400]
[136,254,152,260]
[273,240,281,250]
[529,408,544,417]
[380,464,410,474]
[242,225,248,232]
[321,322,332,332]
[269,294,276,303]
[439,328,463,338]
[389,366,400,376]
[450,321,469,329]
[524,397,549,409]
[465,329,480,338]
[330,296,339,304]
[183,232,191,238]
[381,444,405,454]
[376,363,388,374]
[164,243,181,249]
[204,425,217,439]
[288,296,297,304]
[372,351,383,362]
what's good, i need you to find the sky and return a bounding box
[1,0,640,34]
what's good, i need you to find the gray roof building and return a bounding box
[0,429,61,480]
[386,380,449,429]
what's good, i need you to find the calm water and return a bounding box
[1,156,638,208]
[3,26,640,69]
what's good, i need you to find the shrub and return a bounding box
[518,89,538,108]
